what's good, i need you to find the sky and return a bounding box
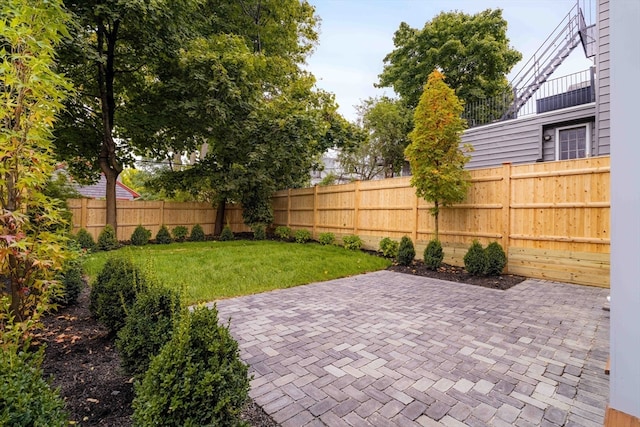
[304,0,595,122]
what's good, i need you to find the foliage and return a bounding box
[464,240,487,276]
[423,239,444,271]
[340,97,411,180]
[318,232,336,246]
[0,348,68,427]
[378,237,399,259]
[377,9,521,109]
[251,224,266,241]
[274,226,291,240]
[155,225,172,245]
[397,236,416,266]
[294,229,312,243]
[318,173,338,186]
[132,305,250,427]
[82,241,392,304]
[189,224,205,242]
[342,234,363,251]
[405,70,472,240]
[219,225,234,241]
[0,0,74,322]
[116,284,181,377]
[52,258,84,306]
[484,241,507,276]
[97,225,119,251]
[75,228,96,251]
[172,226,189,243]
[89,257,148,334]
[130,225,152,246]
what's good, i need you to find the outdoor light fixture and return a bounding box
[544,135,552,141]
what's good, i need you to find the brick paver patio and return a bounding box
[214,271,610,426]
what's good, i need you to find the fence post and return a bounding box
[287,188,291,228]
[313,185,318,238]
[80,198,88,231]
[413,192,419,242]
[353,181,360,235]
[501,163,512,272]
[160,201,165,228]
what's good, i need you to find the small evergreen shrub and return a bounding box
[89,257,148,334]
[294,229,311,243]
[397,236,416,266]
[318,232,335,246]
[342,234,363,251]
[189,224,205,241]
[378,237,399,258]
[132,305,250,426]
[172,226,189,243]
[130,225,151,246]
[423,239,444,270]
[75,228,96,251]
[219,225,234,241]
[252,224,266,240]
[484,241,507,276]
[274,226,291,240]
[97,224,119,251]
[116,284,182,377]
[155,225,172,244]
[0,349,68,427]
[464,240,487,276]
[52,259,84,306]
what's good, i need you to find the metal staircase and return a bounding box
[502,2,596,120]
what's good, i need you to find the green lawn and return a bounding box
[83,240,391,304]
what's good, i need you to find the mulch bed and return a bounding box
[39,254,525,426]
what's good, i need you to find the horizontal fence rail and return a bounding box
[69,156,610,287]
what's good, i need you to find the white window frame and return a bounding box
[555,122,591,161]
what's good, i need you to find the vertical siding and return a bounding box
[463,104,595,168]
[596,0,611,155]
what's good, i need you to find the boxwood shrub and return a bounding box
[464,240,487,276]
[219,225,234,241]
[484,241,507,276]
[97,224,119,251]
[342,234,363,251]
[378,237,399,259]
[397,236,415,266]
[294,229,311,243]
[189,224,205,242]
[172,226,189,243]
[75,228,96,251]
[423,239,444,271]
[132,305,249,426]
[52,258,84,306]
[318,232,335,246]
[130,225,151,246]
[274,226,291,240]
[155,225,172,244]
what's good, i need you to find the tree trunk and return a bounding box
[214,200,226,236]
[102,163,119,231]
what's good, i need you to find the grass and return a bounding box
[83,240,391,304]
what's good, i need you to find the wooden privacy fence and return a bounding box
[68,156,610,287]
[272,156,610,287]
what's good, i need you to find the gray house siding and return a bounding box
[462,103,596,169]
[596,0,610,155]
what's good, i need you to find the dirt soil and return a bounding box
[39,257,525,426]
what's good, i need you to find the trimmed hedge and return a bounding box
[397,236,415,266]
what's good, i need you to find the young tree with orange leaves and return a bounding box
[405,70,472,241]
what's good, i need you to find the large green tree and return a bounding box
[1,0,73,321]
[339,96,411,180]
[405,71,472,240]
[377,9,522,110]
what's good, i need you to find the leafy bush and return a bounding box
[75,228,96,251]
[0,349,68,427]
[219,225,234,241]
[189,224,205,242]
[294,229,311,243]
[97,224,119,251]
[132,305,250,426]
[130,225,151,246]
[397,236,416,266]
[423,239,444,270]
[172,226,189,243]
[52,258,84,306]
[484,241,507,276]
[116,284,182,377]
[464,240,487,276]
[252,224,266,240]
[274,226,291,240]
[342,234,363,251]
[378,237,399,258]
[318,232,335,246]
[89,257,148,334]
[155,225,172,244]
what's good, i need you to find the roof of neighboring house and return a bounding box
[72,174,140,201]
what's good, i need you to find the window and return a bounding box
[556,123,591,160]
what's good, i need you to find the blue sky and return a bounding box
[305,0,595,122]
